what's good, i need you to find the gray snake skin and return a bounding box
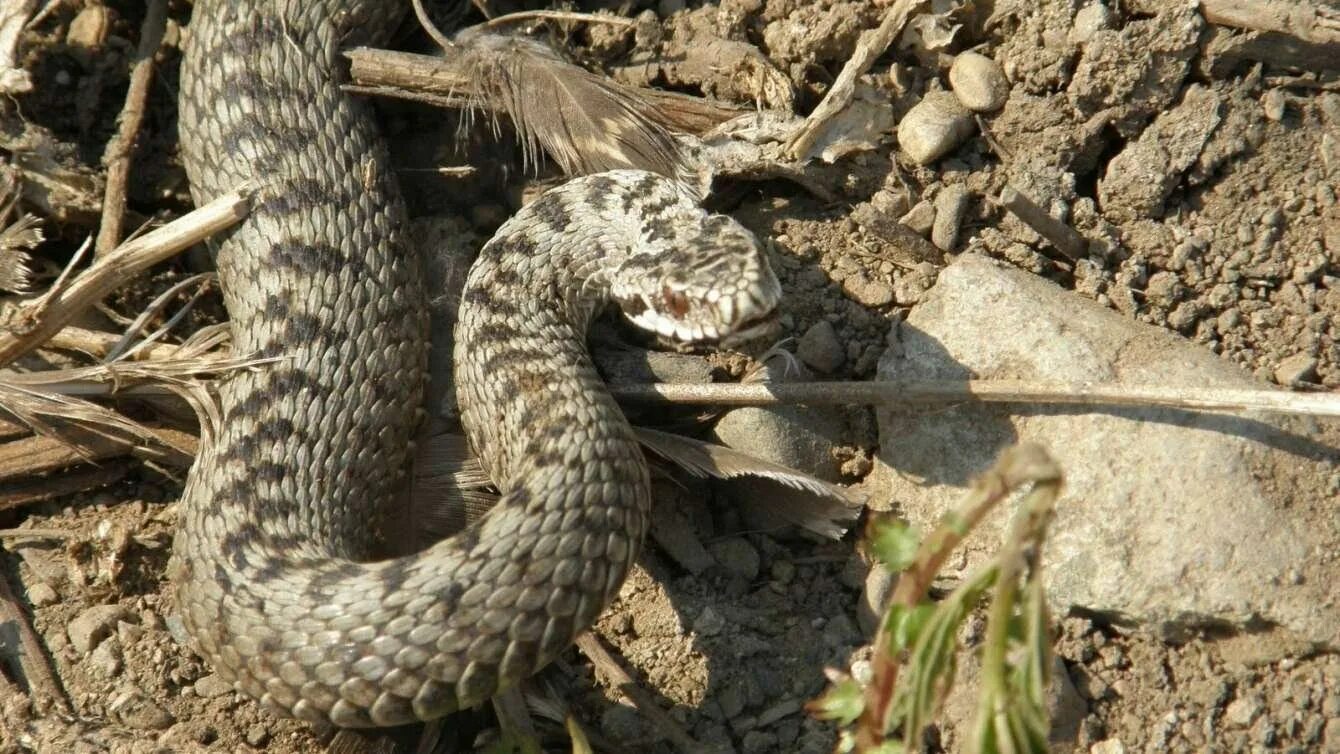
[174,0,780,728]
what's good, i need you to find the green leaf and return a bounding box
[867,516,921,571]
[807,676,866,725]
[886,602,937,652]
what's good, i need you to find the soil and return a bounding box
[2,1,1338,753]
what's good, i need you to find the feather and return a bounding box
[0,212,41,293]
[452,28,693,182]
[634,426,862,540]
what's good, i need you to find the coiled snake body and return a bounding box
[175,0,780,727]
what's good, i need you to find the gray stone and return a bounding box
[897,91,975,165]
[899,199,937,236]
[742,730,778,754]
[108,689,174,730]
[87,638,122,678]
[600,703,650,742]
[798,321,844,373]
[949,52,1010,112]
[26,582,57,607]
[710,537,761,582]
[1098,84,1222,222]
[694,605,727,637]
[712,404,844,483]
[932,184,971,251]
[1227,695,1265,727]
[1274,354,1319,386]
[1069,2,1112,44]
[68,604,129,655]
[1089,740,1126,754]
[193,673,234,698]
[245,724,270,748]
[876,254,1340,644]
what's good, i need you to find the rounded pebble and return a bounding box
[797,320,845,373]
[949,52,1010,112]
[897,91,975,165]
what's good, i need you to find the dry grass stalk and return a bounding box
[94,0,168,256]
[610,379,1340,419]
[0,186,251,367]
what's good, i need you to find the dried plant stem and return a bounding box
[785,0,923,160]
[1200,0,1340,45]
[0,571,70,714]
[344,47,742,135]
[480,9,636,30]
[997,185,1087,261]
[575,633,704,754]
[610,379,1340,418]
[94,0,168,256]
[0,186,251,367]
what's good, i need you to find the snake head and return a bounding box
[612,214,782,349]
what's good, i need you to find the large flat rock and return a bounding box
[876,254,1340,644]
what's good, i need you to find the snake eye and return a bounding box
[661,285,691,319]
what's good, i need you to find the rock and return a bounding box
[1274,354,1319,386]
[931,184,971,251]
[876,254,1340,644]
[109,689,174,730]
[857,562,894,635]
[26,582,57,607]
[742,730,778,754]
[649,481,716,575]
[1226,694,1265,727]
[899,199,937,236]
[1098,84,1222,222]
[66,5,112,49]
[1069,3,1112,44]
[245,724,271,747]
[712,405,845,483]
[1326,718,1340,748]
[1090,740,1126,754]
[896,91,975,165]
[798,321,845,373]
[821,613,860,647]
[68,604,130,655]
[949,52,1010,112]
[87,638,123,679]
[193,673,234,698]
[600,703,651,742]
[710,537,761,582]
[841,274,895,307]
[694,605,727,636]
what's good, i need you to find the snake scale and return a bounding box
[174,0,780,728]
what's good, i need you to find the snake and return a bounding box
[173,0,782,728]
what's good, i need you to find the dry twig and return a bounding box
[94,0,168,256]
[0,186,251,367]
[575,632,704,754]
[0,572,70,714]
[1200,0,1340,45]
[996,185,1087,261]
[610,379,1340,418]
[785,0,924,161]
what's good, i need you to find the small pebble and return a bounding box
[600,703,649,742]
[66,5,112,49]
[1070,3,1112,43]
[931,184,971,251]
[109,690,175,730]
[193,673,234,698]
[770,559,796,585]
[1274,354,1319,386]
[27,582,58,607]
[710,537,761,582]
[693,606,726,636]
[797,320,844,373]
[899,200,937,236]
[245,724,271,747]
[841,274,895,307]
[1226,695,1265,727]
[1262,88,1287,121]
[897,91,975,165]
[68,604,130,655]
[1089,739,1126,754]
[742,730,778,754]
[949,52,1010,112]
[88,638,123,678]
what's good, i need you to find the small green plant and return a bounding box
[809,444,1063,754]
